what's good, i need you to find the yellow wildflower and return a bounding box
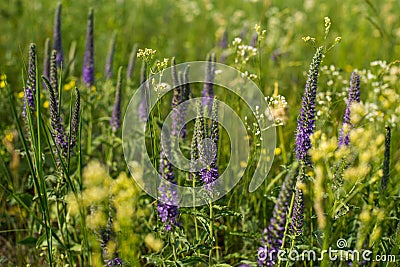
[5,132,13,143]
[83,160,110,187]
[64,80,76,91]
[144,234,164,252]
[240,161,247,168]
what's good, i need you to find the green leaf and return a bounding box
[179,256,208,265]
[18,236,37,246]
[70,244,82,252]
[16,193,33,207]
[36,233,47,247]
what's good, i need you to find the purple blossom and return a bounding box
[250,33,258,48]
[138,62,148,122]
[104,32,116,80]
[338,72,360,147]
[97,199,123,267]
[42,76,67,156]
[157,190,179,231]
[179,65,191,138]
[23,43,37,117]
[126,44,138,81]
[239,26,248,39]
[69,88,80,152]
[258,166,297,266]
[200,100,219,190]
[43,38,51,82]
[202,54,216,114]
[380,126,391,192]
[190,104,204,179]
[200,165,218,190]
[105,258,123,267]
[171,58,182,137]
[110,67,123,132]
[53,3,64,67]
[220,29,228,49]
[83,9,94,87]
[157,136,179,231]
[50,50,59,104]
[171,60,191,138]
[295,46,324,164]
[220,30,228,64]
[290,186,304,236]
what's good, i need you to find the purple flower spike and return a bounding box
[295,46,324,164]
[43,38,51,81]
[380,126,391,192]
[250,33,258,48]
[50,50,59,103]
[202,54,216,114]
[190,103,204,179]
[104,32,116,80]
[110,67,123,132]
[105,257,123,267]
[338,71,360,147]
[83,8,95,87]
[258,165,298,266]
[171,60,191,139]
[200,100,219,190]
[157,135,179,231]
[138,61,148,122]
[69,88,80,152]
[290,186,304,236]
[220,29,228,49]
[179,65,191,138]
[42,76,67,156]
[53,3,64,67]
[126,44,138,81]
[171,58,181,137]
[23,43,37,117]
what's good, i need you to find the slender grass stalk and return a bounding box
[278,126,287,164]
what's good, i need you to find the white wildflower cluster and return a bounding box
[244,105,265,145]
[233,39,257,64]
[151,78,171,93]
[240,70,257,80]
[254,105,264,122]
[370,60,388,69]
[156,58,169,72]
[254,24,266,41]
[232,37,242,46]
[321,65,348,87]
[265,95,288,125]
[351,60,400,128]
[175,0,200,22]
[363,102,398,128]
[302,35,316,44]
[315,89,346,121]
[324,17,331,35]
[137,48,157,62]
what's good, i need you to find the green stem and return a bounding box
[209,200,213,265]
[278,126,287,164]
[87,98,93,155]
[279,185,296,267]
[170,232,177,263]
[193,177,199,246]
